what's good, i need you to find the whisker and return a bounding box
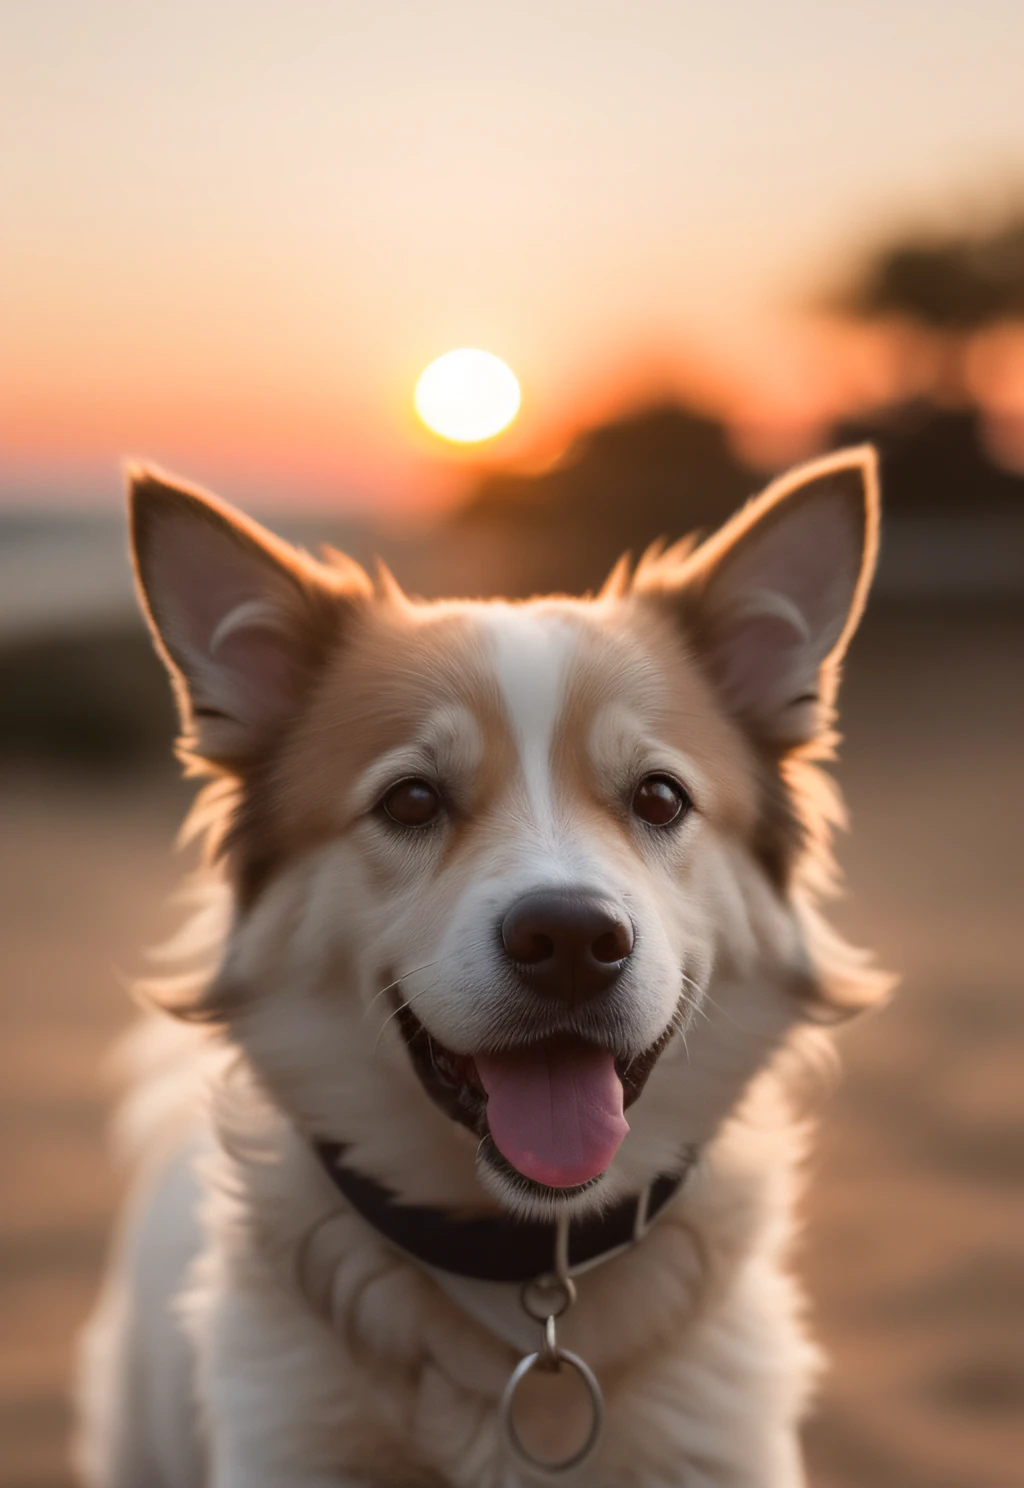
[363,957,445,1019]
[363,932,496,1022]
[670,1004,692,1063]
[372,981,437,1057]
[368,931,500,1010]
[696,986,760,1035]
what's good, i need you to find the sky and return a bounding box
[3,0,1024,513]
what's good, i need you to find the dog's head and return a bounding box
[131,449,886,1217]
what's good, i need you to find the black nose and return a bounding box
[500,889,634,1003]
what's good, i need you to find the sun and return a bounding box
[414,349,521,444]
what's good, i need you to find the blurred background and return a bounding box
[2,4,1022,1485]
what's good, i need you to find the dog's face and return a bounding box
[131,449,880,1216]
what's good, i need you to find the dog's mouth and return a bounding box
[395,1002,672,1195]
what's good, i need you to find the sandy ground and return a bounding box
[1,610,1021,1487]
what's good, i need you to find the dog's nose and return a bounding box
[500,890,634,1002]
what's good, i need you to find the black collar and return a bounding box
[314,1141,696,1285]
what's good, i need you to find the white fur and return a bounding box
[75,728,824,1488]
[78,1033,819,1488]
[78,453,887,1487]
[483,603,577,830]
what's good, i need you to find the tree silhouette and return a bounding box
[839,217,1024,331]
[826,212,1024,521]
[441,403,758,597]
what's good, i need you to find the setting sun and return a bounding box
[414,349,521,444]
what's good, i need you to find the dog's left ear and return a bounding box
[128,464,371,766]
[637,446,879,746]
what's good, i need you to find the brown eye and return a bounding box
[382,778,442,828]
[632,774,690,828]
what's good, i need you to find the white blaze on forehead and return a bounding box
[479,605,579,827]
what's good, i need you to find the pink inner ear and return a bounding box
[145,508,311,734]
[211,626,301,726]
[713,610,809,718]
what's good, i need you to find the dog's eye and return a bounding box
[632,774,690,827]
[381,778,442,828]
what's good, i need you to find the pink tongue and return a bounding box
[475,1039,628,1189]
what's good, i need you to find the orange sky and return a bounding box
[4,1,1024,513]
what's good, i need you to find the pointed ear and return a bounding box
[128,465,370,764]
[638,447,879,746]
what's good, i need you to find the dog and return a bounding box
[76,446,891,1487]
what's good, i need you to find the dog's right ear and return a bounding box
[128,465,370,766]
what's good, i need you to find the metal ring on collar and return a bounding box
[500,1344,604,1475]
[521,1271,577,1322]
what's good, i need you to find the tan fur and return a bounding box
[76,448,892,1488]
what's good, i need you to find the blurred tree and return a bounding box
[826,211,1024,532]
[839,217,1024,331]
[439,403,758,598]
[835,214,1024,408]
[834,400,1024,514]
[0,628,176,772]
